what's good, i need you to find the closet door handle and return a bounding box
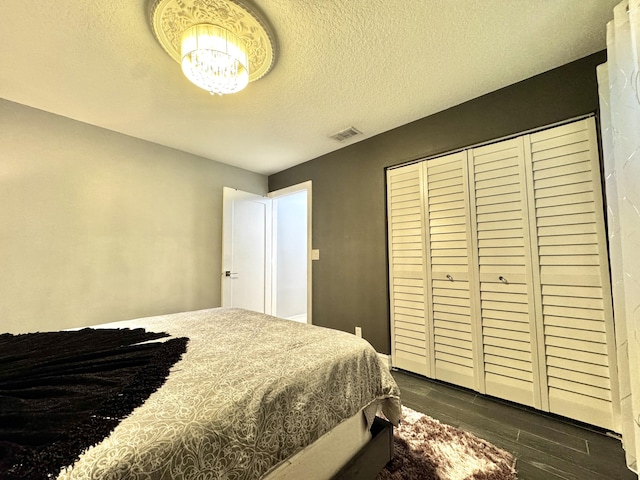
[446,274,453,281]
[499,276,508,284]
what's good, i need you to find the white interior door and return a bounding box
[222,187,272,313]
[387,163,430,376]
[524,117,619,431]
[468,137,542,409]
[424,151,479,391]
[222,183,311,322]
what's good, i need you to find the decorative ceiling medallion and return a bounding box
[148,0,277,83]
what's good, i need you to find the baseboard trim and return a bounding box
[286,314,308,323]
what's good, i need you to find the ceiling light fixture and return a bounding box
[149,0,277,96]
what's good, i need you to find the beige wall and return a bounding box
[0,98,267,333]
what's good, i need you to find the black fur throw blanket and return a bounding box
[0,327,189,480]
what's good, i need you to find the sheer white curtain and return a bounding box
[597,0,640,474]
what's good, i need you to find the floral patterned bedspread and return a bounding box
[57,308,401,480]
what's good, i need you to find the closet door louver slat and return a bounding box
[469,138,542,408]
[424,152,479,389]
[387,164,429,376]
[526,117,620,431]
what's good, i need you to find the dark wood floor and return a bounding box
[392,370,636,480]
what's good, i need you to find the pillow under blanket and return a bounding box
[0,327,188,480]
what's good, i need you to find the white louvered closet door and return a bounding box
[387,164,430,376]
[386,117,620,432]
[468,138,542,408]
[524,117,620,431]
[423,152,480,390]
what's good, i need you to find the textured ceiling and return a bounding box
[0,1,617,175]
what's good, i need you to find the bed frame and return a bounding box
[333,417,394,480]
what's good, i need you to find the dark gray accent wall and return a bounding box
[268,51,606,354]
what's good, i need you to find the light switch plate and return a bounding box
[311,249,320,260]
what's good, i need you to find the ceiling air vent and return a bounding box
[329,126,362,142]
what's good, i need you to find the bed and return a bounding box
[1,307,401,479]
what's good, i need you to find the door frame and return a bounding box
[268,181,313,324]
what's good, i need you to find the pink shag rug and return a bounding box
[378,406,517,480]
